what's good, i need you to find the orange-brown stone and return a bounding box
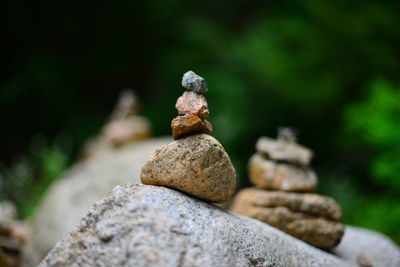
[171,115,212,140]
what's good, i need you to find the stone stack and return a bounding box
[0,201,29,267]
[172,71,212,139]
[230,128,344,249]
[80,90,152,159]
[249,128,317,192]
[102,90,151,146]
[141,71,237,203]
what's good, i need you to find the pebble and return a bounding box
[175,91,209,118]
[171,115,212,140]
[141,134,236,203]
[181,71,208,94]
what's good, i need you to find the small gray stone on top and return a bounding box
[277,127,298,143]
[182,71,208,94]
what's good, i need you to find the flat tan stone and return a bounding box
[171,115,212,140]
[141,134,236,203]
[256,137,313,166]
[249,154,317,192]
[230,188,344,249]
[230,188,341,220]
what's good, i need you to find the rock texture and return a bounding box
[141,134,236,203]
[256,136,313,166]
[181,71,208,94]
[230,188,341,220]
[171,115,212,139]
[22,137,171,267]
[334,226,400,267]
[175,91,209,118]
[249,154,317,192]
[0,201,16,229]
[40,184,358,267]
[0,201,29,267]
[230,188,344,249]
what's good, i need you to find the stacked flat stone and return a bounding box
[249,129,316,192]
[230,128,344,249]
[141,71,237,203]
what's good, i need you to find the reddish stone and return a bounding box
[175,91,209,118]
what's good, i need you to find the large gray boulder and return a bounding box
[40,184,398,267]
[334,226,400,267]
[22,137,171,267]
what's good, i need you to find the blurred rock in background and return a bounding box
[21,92,170,266]
[21,137,170,266]
[81,90,151,159]
[334,226,400,267]
[0,201,30,267]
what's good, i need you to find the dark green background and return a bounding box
[1,0,400,243]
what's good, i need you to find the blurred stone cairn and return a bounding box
[81,90,151,158]
[21,90,168,267]
[141,71,237,203]
[102,90,150,145]
[230,128,345,249]
[0,201,29,267]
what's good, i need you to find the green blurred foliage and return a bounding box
[319,171,400,244]
[335,78,400,242]
[1,0,400,243]
[0,135,72,218]
[345,79,400,188]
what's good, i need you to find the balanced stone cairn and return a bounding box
[141,71,237,203]
[102,90,151,146]
[80,90,152,159]
[230,128,344,249]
